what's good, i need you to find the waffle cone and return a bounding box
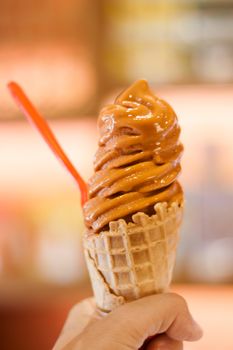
[83,202,183,313]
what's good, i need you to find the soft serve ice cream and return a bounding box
[84,80,183,233]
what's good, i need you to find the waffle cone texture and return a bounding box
[83,202,183,313]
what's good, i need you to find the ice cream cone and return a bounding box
[83,201,183,313]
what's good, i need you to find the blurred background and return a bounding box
[0,1,233,349]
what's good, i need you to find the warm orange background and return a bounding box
[1,1,233,349]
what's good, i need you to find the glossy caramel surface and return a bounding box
[84,80,183,232]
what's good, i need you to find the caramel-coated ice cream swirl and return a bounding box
[84,80,183,233]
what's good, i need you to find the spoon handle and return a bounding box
[8,82,88,206]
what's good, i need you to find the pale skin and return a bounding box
[54,293,203,350]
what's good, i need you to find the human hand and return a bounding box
[53,293,203,350]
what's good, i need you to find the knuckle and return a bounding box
[167,293,188,310]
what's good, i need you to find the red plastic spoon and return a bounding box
[8,81,88,206]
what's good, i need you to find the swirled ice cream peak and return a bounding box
[83,80,183,233]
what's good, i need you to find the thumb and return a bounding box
[104,293,203,348]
